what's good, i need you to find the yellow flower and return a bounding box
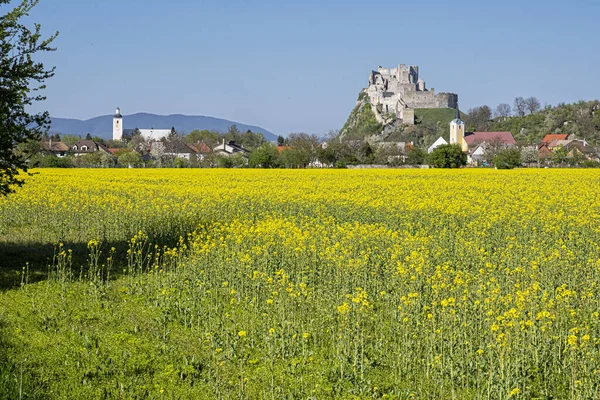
[238,330,247,338]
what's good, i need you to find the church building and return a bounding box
[112,107,173,141]
[449,106,468,152]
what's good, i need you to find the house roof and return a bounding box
[107,148,122,155]
[41,141,68,152]
[188,141,212,154]
[214,140,250,154]
[277,146,291,153]
[72,140,109,153]
[464,132,516,147]
[542,133,569,143]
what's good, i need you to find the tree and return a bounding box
[405,146,426,165]
[129,132,149,154]
[525,97,541,114]
[118,150,142,168]
[482,136,508,160]
[551,146,569,167]
[238,130,265,150]
[185,129,220,148]
[224,124,241,143]
[466,105,492,131]
[277,135,285,146]
[521,147,539,166]
[0,0,58,195]
[85,133,93,140]
[286,133,319,167]
[248,143,279,168]
[494,103,512,119]
[61,134,80,146]
[514,97,527,117]
[429,144,467,168]
[493,148,522,169]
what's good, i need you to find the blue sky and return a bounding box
[22,0,600,135]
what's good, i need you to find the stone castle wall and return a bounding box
[364,64,458,124]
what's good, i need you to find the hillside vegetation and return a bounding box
[340,93,600,148]
[487,100,600,144]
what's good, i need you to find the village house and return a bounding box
[150,141,199,160]
[463,132,517,165]
[187,141,212,161]
[41,141,69,158]
[538,134,598,161]
[70,140,111,156]
[213,140,250,157]
[541,133,569,145]
[428,137,447,154]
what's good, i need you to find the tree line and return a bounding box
[465,98,600,143]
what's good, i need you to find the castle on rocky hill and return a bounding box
[365,65,458,125]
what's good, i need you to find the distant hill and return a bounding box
[49,113,277,141]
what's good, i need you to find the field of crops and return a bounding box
[1,169,600,399]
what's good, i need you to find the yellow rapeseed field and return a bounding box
[1,168,600,399]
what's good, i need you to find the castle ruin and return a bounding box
[365,65,458,125]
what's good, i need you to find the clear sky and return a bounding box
[23,0,600,135]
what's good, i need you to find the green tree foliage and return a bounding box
[317,141,356,167]
[341,103,383,140]
[185,130,220,148]
[61,134,80,146]
[493,148,522,169]
[429,144,467,168]
[405,146,427,166]
[0,0,58,194]
[551,146,569,167]
[42,155,73,168]
[284,133,320,167]
[223,125,266,150]
[238,130,265,150]
[118,151,142,168]
[248,143,279,168]
[488,100,600,144]
[280,147,308,168]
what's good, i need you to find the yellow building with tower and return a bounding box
[449,107,468,152]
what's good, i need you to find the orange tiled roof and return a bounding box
[542,134,569,144]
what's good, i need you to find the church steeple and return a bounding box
[450,104,467,152]
[113,107,123,141]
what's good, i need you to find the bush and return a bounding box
[581,160,600,168]
[429,144,467,168]
[43,156,74,168]
[493,148,522,169]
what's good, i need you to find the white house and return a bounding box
[213,139,249,157]
[428,137,448,153]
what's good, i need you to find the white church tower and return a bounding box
[449,106,467,152]
[113,107,123,141]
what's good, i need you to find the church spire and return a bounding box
[455,104,461,121]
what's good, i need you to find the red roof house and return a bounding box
[463,132,517,147]
[542,133,569,144]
